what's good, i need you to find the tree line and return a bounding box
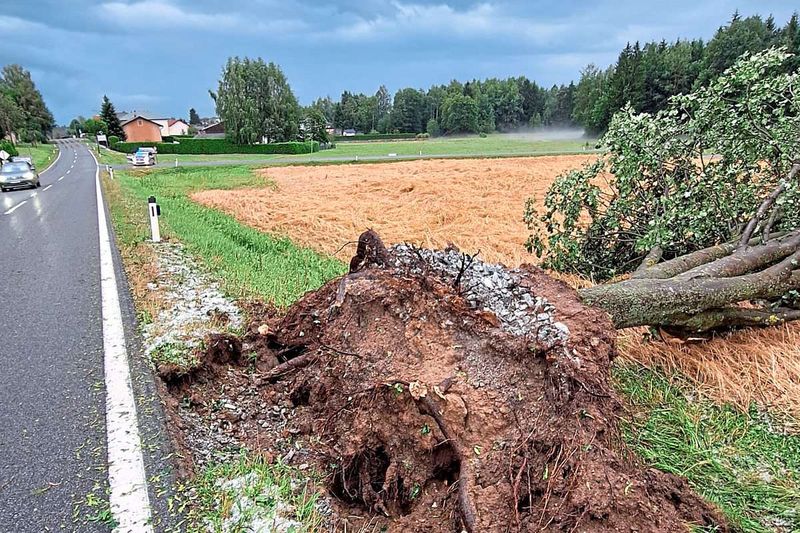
[573,11,800,134]
[207,11,800,144]
[309,79,575,136]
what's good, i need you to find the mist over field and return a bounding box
[504,127,589,141]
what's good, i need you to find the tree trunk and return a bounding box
[578,162,800,334]
[579,237,800,332]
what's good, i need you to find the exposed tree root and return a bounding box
[261,352,318,383]
[415,391,477,532]
[202,230,731,532]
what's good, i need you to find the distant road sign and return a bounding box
[97,134,108,143]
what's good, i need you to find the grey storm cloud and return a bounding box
[0,0,797,123]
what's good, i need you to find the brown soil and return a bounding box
[163,231,727,532]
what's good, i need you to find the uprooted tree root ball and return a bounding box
[165,230,728,531]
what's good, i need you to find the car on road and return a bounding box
[10,156,35,170]
[0,161,40,191]
[128,147,158,167]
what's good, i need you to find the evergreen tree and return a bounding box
[784,13,800,71]
[100,95,125,139]
[189,108,201,125]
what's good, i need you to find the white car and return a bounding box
[130,148,158,166]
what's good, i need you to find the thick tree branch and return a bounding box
[676,230,800,280]
[580,252,800,329]
[738,161,800,249]
[630,241,739,279]
[635,246,663,273]
[662,306,800,333]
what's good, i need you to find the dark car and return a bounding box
[0,161,41,191]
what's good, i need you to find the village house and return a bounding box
[121,115,163,143]
[166,119,190,136]
[116,111,191,138]
[196,121,225,139]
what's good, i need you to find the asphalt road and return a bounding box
[0,140,175,532]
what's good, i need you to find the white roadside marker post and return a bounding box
[148,196,161,242]
[175,158,178,167]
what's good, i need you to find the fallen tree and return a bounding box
[165,230,730,532]
[526,48,800,334]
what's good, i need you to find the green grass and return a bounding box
[113,165,345,306]
[16,142,58,170]
[319,134,597,158]
[172,453,324,532]
[150,342,199,368]
[109,134,598,165]
[614,362,800,532]
[96,145,130,166]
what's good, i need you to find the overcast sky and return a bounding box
[1,1,797,124]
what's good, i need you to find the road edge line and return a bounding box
[90,149,154,532]
[40,141,62,176]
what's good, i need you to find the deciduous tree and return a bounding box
[211,57,299,144]
[527,49,800,333]
[0,64,54,143]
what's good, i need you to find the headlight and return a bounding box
[24,172,34,179]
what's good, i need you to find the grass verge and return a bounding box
[111,165,345,307]
[103,168,163,325]
[105,134,599,166]
[614,362,800,532]
[16,142,58,170]
[171,453,324,532]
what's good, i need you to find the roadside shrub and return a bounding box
[111,138,319,155]
[0,140,19,158]
[107,135,120,147]
[415,132,430,139]
[479,132,488,138]
[161,136,176,143]
[333,133,417,142]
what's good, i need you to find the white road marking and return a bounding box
[4,200,27,215]
[42,145,63,174]
[42,184,53,192]
[66,169,71,174]
[90,148,154,532]
[29,192,37,198]
[58,176,64,181]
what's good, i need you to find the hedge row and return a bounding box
[333,133,417,141]
[112,138,319,155]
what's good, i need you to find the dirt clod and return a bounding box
[170,231,728,532]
